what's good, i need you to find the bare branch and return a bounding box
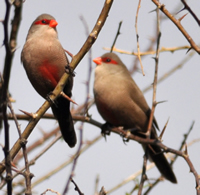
[151,0,200,53]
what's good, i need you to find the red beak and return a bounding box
[93,57,102,65]
[49,20,58,28]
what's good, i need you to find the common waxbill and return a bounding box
[21,14,76,147]
[93,52,177,183]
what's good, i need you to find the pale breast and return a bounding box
[21,35,69,98]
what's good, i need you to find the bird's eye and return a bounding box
[41,20,47,24]
[101,57,117,65]
[35,19,51,25]
[106,58,111,62]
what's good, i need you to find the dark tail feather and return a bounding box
[132,129,177,183]
[149,129,177,183]
[148,144,177,183]
[51,96,77,147]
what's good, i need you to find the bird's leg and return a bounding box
[65,64,75,77]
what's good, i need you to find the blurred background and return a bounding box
[1,0,200,194]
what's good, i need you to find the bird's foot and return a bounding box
[122,128,139,144]
[101,123,112,140]
[65,64,75,77]
[46,92,58,107]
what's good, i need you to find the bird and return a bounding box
[93,52,177,183]
[21,14,77,147]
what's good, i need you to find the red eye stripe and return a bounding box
[34,19,51,25]
[101,57,118,65]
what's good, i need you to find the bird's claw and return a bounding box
[46,92,58,107]
[122,129,133,144]
[122,136,129,144]
[65,64,75,77]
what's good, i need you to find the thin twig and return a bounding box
[103,45,191,56]
[7,100,32,194]
[138,147,148,195]
[71,178,84,195]
[110,21,122,53]
[138,8,161,194]
[94,175,100,195]
[135,0,145,76]
[147,9,161,136]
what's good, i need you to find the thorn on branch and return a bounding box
[149,8,157,13]
[156,100,167,105]
[29,172,34,180]
[153,100,157,107]
[11,161,17,169]
[176,7,186,15]
[152,57,156,61]
[19,109,37,119]
[60,91,78,105]
[158,118,169,141]
[186,47,192,54]
[64,49,74,58]
[178,13,188,22]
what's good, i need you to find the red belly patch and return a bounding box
[38,61,60,87]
